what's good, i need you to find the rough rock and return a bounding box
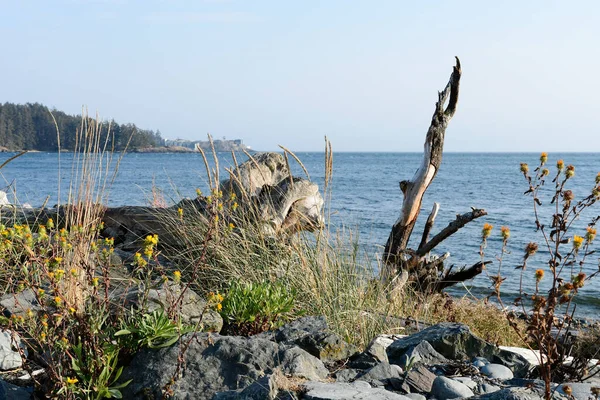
[364,335,406,364]
[274,316,328,343]
[400,364,436,394]
[431,375,475,399]
[0,331,26,371]
[1,290,41,318]
[499,346,542,366]
[472,357,490,368]
[0,380,32,399]
[279,347,328,381]
[302,381,412,400]
[271,316,356,363]
[122,333,327,399]
[355,362,402,390]
[480,363,514,380]
[213,373,280,400]
[123,282,223,332]
[398,340,448,367]
[386,323,531,377]
[334,368,360,382]
[297,331,358,363]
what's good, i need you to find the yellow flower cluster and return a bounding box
[208,292,224,311]
[481,223,493,239]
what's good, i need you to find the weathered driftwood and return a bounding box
[382,58,488,292]
[5,152,323,249]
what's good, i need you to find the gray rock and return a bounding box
[404,394,426,400]
[453,377,477,390]
[398,340,448,367]
[0,331,26,371]
[479,383,501,394]
[1,380,33,400]
[302,381,412,400]
[473,357,490,368]
[364,335,402,364]
[1,290,41,318]
[334,368,360,382]
[123,282,223,332]
[275,316,328,343]
[214,374,279,400]
[556,382,596,400]
[279,347,328,381]
[471,386,546,399]
[386,323,531,377]
[400,364,436,394]
[297,331,358,363]
[356,362,402,390]
[122,333,326,399]
[480,363,514,380]
[431,376,474,399]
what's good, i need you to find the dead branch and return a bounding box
[416,208,487,257]
[383,57,462,269]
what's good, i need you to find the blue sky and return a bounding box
[2,0,599,151]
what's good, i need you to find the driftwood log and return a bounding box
[382,57,488,292]
[4,152,323,250]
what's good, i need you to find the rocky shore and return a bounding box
[2,306,596,399]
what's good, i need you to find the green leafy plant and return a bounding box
[220,280,298,336]
[116,308,189,350]
[64,342,131,400]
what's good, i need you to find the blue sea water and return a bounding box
[1,151,599,317]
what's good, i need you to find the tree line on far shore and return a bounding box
[0,102,164,151]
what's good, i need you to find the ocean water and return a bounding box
[1,151,600,317]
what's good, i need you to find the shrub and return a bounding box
[219,280,298,336]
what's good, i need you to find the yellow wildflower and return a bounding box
[500,226,510,240]
[232,202,238,211]
[54,296,62,306]
[177,208,183,218]
[540,152,548,165]
[37,288,45,297]
[535,269,544,281]
[196,188,202,197]
[55,269,65,280]
[70,268,77,277]
[40,332,46,341]
[481,223,493,239]
[46,218,54,229]
[217,303,223,311]
[557,159,564,171]
[586,227,597,243]
[573,235,584,250]
[69,307,76,314]
[520,163,529,174]
[541,168,549,177]
[228,223,235,230]
[173,270,181,282]
[92,277,99,287]
[66,377,78,385]
[566,164,575,179]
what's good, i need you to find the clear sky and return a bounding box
[2,0,599,152]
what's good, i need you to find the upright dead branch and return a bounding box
[381,58,487,292]
[383,57,462,268]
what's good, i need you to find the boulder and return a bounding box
[122,333,327,400]
[431,376,474,399]
[398,340,448,367]
[297,331,358,363]
[122,282,223,332]
[0,379,32,399]
[0,331,26,371]
[272,316,356,363]
[302,381,412,400]
[1,290,41,318]
[480,363,514,380]
[386,323,531,377]
[355,362,403,390]
[400,364,436,394]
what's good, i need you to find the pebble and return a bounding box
[480,363,514,380]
